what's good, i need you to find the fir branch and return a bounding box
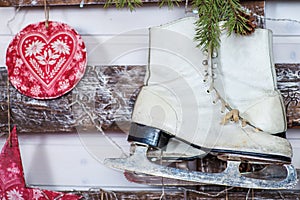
[158,0,182,8]
[103,0,255,55]
[104,0,143,11]
[193,0,223,52]
[104,0,182,11]
[192,0,255,53]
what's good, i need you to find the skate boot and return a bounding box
[104,17,297,189]
[214,27,287,136]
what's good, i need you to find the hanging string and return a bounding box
[240,6,300,26]
[44,0,49,28]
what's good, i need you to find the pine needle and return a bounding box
[192,0,255,53]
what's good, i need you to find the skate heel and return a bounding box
[128,123,173,148]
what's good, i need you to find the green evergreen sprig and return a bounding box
[104,0,254,53]
[158,0,182,8]
[193,0,254,53]
[104,0,143,11]
[193,0,222,53]
[104,0,182,11]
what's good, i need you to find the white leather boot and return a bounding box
[214,28,286,136]
[105,17,297,189]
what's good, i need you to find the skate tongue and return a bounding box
[104,146,298,189]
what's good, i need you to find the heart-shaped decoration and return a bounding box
[6,21,87,99]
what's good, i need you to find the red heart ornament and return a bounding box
[6,21,87,99]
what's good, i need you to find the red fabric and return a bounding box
[0,126,81,200]
[6,21,87,99]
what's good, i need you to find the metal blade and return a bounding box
[104,145,298,189]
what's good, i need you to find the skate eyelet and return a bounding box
[202,60,208,66]
[212,51,218,58]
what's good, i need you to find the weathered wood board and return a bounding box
[0,65,145,133]
[276,64,300,128]
[0,0,264,7]
[74,180,300,200]
[0,63,299,133]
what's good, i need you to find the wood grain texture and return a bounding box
[0,0,178,7]
[1,63,299,133]
[276,64,300,128]
[74,181,300,200]
[0,65,145,133]
[0,0,264,8]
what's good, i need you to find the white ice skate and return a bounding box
[104,17,298,189]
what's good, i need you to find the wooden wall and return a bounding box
[0,1,299,199]
[0,0,299,133]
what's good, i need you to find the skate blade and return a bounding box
[104,145,298,189]
[124,171,201,186]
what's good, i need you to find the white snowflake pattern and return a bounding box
[9,45,14,53]
[25,40,45,57]
[15,58,23,68]
[74,52,82,61]
[79,63,86,70]
[7,166,20,174]
[28,75,35,82]
[6,188,24,200]
[21,85,28,92]
[75,70,83,79]
[23,71,29,77]
[32,189,43,200]
[13,68,20,75]
[51,39,70,55]
[69,75,74,81]
[10,77,22,87]
[30,85,41,96]
[58,79,70,91]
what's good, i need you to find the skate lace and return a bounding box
[202,49,260,131]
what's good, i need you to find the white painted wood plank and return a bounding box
[0,128,298,190]
[0,133,146,190]
[265,1,300,35]
[0,6,186,66]
[272,36,300,63]
[0,6,186,35]
[86,33,149,65]
[0,34,149,65]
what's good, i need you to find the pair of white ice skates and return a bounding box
[105,17,298,189]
